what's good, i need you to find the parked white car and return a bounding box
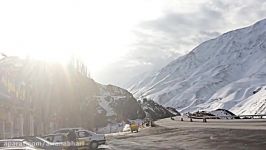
[50,128,106,149]
[76,130,106,150]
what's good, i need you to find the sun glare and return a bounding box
[25,50,71,64]
[0,0,164,78]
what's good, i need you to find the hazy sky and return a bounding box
[1,0,266,87]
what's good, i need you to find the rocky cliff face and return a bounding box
[141,98,176,120]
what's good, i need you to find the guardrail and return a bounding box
[238,114,266,119]
[179,114,266,123]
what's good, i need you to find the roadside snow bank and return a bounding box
[96,119,144,134]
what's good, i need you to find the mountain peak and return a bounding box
[128,18,266,115]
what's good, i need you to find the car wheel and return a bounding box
[90,141,98,150]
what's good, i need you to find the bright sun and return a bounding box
[0,0,163,75]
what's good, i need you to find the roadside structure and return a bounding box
[0,57,35,139]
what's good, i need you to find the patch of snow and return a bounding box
[96,119,144,134]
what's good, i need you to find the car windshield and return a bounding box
[53,135,66,142]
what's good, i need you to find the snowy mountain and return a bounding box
[128,19,266,115]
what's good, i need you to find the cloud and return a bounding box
[94,0,266,87]
[126,0,266,63]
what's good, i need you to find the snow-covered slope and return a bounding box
[128,19,266,115]
[231,86,266,115]
[95,84,145,120]
[140,98,176,120]
[209,109,236,119]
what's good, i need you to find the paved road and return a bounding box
[100,117,266,150]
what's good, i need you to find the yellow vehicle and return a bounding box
[130,122,139,133]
